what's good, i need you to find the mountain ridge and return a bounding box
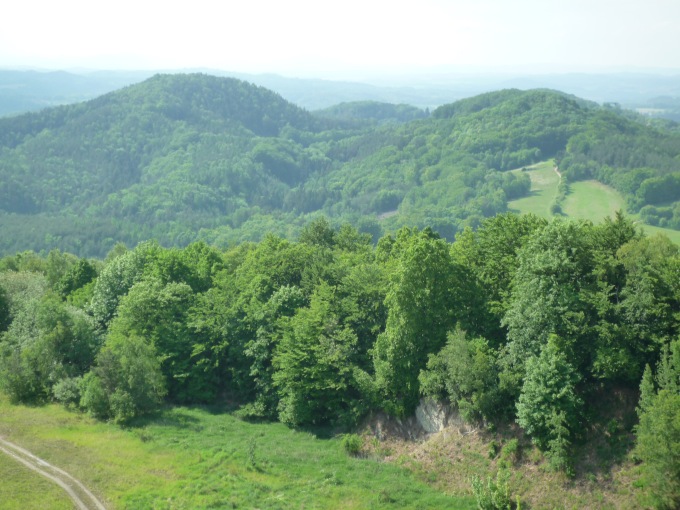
[1,73,679,257]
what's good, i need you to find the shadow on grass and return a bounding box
[126,406,202,431]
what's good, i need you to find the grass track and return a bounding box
[0,396,475,509]
[0,453,75,510]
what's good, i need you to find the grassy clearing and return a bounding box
[507,161,559,219]
[561,180,627,222]
[635,222,680,245]
[508,162,680,244]
[0,396,474,509]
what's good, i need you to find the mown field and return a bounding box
[509,162,680,245]
[0,396,475,509]
[507,161,560,219]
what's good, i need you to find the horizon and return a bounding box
[2,0,679,82]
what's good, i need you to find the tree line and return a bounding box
[0,213,678,507]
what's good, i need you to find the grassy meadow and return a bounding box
[507,161,560,219]
[508,162,680,245]
[0,396,475,509]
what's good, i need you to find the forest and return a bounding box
[0,213,679,508]
[0,74,680,257]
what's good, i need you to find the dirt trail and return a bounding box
[0,436,107,510]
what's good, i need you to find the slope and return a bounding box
[1,77,680,257]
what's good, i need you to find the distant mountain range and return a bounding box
[1,68,679,118]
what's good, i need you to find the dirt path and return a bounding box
[0,436,107,510]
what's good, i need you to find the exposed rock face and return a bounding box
[364,399,476,441]
[366,412,426,441]
[415,398,452,433]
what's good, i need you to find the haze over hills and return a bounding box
[1,72,679,257]
[1,68,680,118]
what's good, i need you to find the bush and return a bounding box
[341,433,363,456]
[52,377,82,408]
[471,469,512,510]
[79,372,110,419]
[110,390,137,424]
[499,439,520,466]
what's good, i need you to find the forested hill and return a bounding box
[1,73,680,257]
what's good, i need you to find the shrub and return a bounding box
[499,439,520,466]
[471,469,512,510]
[341,433,363,456]
[52,377,82,408]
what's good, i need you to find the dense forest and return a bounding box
[1,74,680,257]
[0,214,679,507]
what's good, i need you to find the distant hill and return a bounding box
[313,101,428,125]
[0,70,154,117]
[1,73,679,257]
[3,68,680,117]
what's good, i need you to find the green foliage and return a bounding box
[501,219,597,391]
[341,433,363,456]
[89,242,158,329]
[55,258,98,297]
[0,285,9,332]
[373,228,462,415]
[0,283,100,403]
[499,439,521,467]
[419,328,503,421]
[315,101,427,124]
[515,338,582,472]
[10,80,676,257]
[80,333,166,423]
[1,203,679,493]
[471,469,513,510]
[110,277,206,402]
[51,376,82,408]
[634,340,680,509]
[452,213,547,344]
[274,284,363,427]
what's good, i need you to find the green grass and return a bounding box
[0,396,475,509]
[508,162,680,245]
[634,223,680,245]
[562,179,627,222]
[0,453,74,510]
[507,161,559,219]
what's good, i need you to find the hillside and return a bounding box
[1,74,680,257]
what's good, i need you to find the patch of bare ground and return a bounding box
[358,389,648,509]
[377,210,399,220]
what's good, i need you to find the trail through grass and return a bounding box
[0,396,475,509]
[0,453,75,510]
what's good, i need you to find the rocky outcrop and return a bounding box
[415,398,452,433]
[364,398,477,441]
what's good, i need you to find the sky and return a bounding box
[1,0,679,80]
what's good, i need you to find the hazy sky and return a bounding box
[2,0,678,79]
